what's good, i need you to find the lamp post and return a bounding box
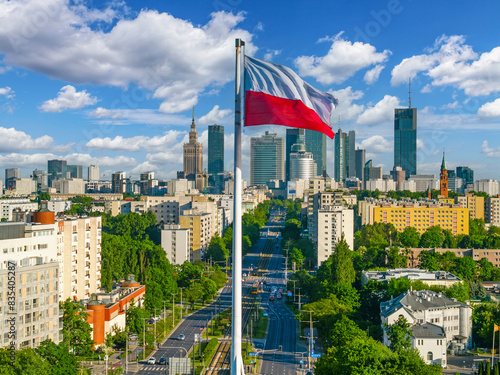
[171,293,177,329]
[141,318,148,363]
[162,300,168,338]
[153,308,162,348]
[178,287,185,320]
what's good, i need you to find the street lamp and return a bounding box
[178,287,185,320]
[171,293,177,329]
[153,308,162,348]
[141,318,148,363]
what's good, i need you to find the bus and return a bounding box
[251,282,259,294]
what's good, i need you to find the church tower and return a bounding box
[440,152,448,198]
[183,108,203,187]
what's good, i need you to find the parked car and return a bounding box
[147,357,156,364]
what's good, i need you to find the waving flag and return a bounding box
[244,55,338,139]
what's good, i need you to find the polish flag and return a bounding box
[244,55,338,139]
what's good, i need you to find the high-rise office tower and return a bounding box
[456,166,474,190]
[32,169,48,188]
[48,160,67,187]
[250,131,284,186]
[290,139,316,181]
[111,171,126,194]
[88,165,100,181]
[305,129,327,177]
[394,87,417,179]
[355,149,366,185]
[5,168,20,190]
[335,128,356,182]
[208,124,224,192]
[67,165,83,179]
[286,128,305,181]
[183,110,203,181]
[364,160,373,184]
[346,130,356,178]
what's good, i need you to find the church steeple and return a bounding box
[440,151,448,198]
[441,151,446,171]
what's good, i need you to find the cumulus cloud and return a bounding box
[198,105,232,125]
[40,85,98,112]
[0,127,73,152]
[440,101,459,110]
[0,1,255,114]
[263,49,280,61]
[364,65,385,84]
[392,35,500,96]
[358,135,393,154]
[478,99,500,119]
[356,95,400,126]
[480,140,500,158]
[0,87,14,99]
[295,35,390,85]
[85,131,185,152]
[328,86,364,122]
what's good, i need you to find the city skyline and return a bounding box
[0,1,500,181]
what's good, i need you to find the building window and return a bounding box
[427,352,433,361]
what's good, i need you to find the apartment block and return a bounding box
[0,198,38,221]
[486,195,500,226]
[408,247,500,269]
[179,210,212,262]
[456,194,484,220]
[161,225,190,265]
[361,268,461,287]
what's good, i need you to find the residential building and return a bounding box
[391,166,406,191]
[9,178,36,196]
[5,168,20,190]
[408,175,439,193]
[48,160,67,187]
[183,113,204,190]
[411,323,447,367]
[365,179,397,192]
[486,195,500,227]
[167,179,195,195]
[286,128,304,182]
[0,198,38,221]
[85,276,145,347]
[456,194,485,220]
[474,179,499,196]
[208,124,224,192]
[67,165,83,179]
[86,180,112,194]
[361,268,461,287]
[111,172,126,194]
[394,107,417,178]
[250,131,284,186]
[45,200,72,215]
[161,225,190,265]
[179,210,212,261]
[381,289,473,348]
[368,167,383,180]
[88,165,100,181]
[59,178,85,195]
[407,247,500,269]
[305,129,327,177]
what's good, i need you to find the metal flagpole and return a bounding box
[231,37,245,375]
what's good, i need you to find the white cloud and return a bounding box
[328,86,364,122]
[198,105,232,125]
[0,127,73,152]
[0,1,255,114]
[440,101,459,110]
[417,138,424,150]
[392,35,500,96]
[40,85,98,112]
[478,99,500,119]
[295,35,390,85]
[85,130,185,152]
[363,65,384,84]
[88,108,189,126]
[481,140,500,158]
[263,49,280,61]
[0,87,14,99]
[358,135,393,154]
[420,84,432,93]
[356,95,400,126]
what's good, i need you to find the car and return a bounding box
[147,319,154,324]
[147,357,156,364]
[269,295,274,301]
[159,357,166,365]
[178,334,185,340]
[242,273,247,277]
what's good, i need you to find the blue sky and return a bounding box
[1,0,500,182]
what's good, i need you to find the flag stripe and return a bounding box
[245,90,335,138]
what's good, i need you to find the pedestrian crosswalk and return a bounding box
[141,365,165,371]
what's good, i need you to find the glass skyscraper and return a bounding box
[305,129,326,177]
[48,159,67,187]
[208,125,224,192]
[250,131,284,186]
[394,108,417,178]
[286,128,305,182]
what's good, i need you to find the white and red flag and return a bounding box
[244,55,338,139]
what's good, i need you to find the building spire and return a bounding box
[409,78,412,108]
[191,106,195,127]
[441,150,446,170]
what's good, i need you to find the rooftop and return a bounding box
[412,322,446,339]
[362,268,461,284]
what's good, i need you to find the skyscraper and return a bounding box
[88,165,100,181]
[364,159,373,184]
[250,131,284,186]
[334,128,347,182]
[394,106,417,178]
[208,124,224,192]
[456,166,474,191]
[67,165,83,179]
[111,171,126,194]
[355,149,366,185]
[290,139,316,181]
[286,128,305,181]
[5,168,20,190]
[346,130,356,178]
[183,111,203,184]
[305,129,327,177]
[48,159,67,187]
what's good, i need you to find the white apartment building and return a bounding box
[0,198,38,221]
[381,290,473,349]
[167,179,195,195]
[9,178,36,196]
[161,225,190,265]
[411,323,447,368]
[366,179,397,192]
[59,178,85,195]
[88,165,100,181]
[45,200,72,215]
[313,206,354,267]
[400,179,417,192]
[474,179,500,196]
[486,196,500,226]
[362,268,461,287]
[408,175,439,193]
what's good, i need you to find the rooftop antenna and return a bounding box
[409,78,412,108]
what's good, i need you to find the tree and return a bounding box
[205,233,228,262]
[330,236,355,286]
[418,251,442,271]
[455,256,477,280]
[469,280,487,300]
[387,246,408,268]
[36,340,78,375]
[399,226,420,248]
[39,192,51,201]
[384,315,412,352]
[60,298,93,356]
[288,247,305,269]
[444,282,470,302]
[13,348,51,374]
[419,226,445,248]
[442,230,458,248]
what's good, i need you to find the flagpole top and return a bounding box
[235,39,245,47]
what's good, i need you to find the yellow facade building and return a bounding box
[372,205,469,235]
[456,194,484,220]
